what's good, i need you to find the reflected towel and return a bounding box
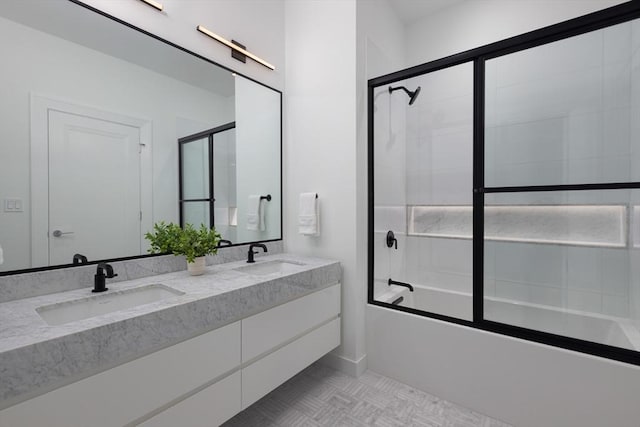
[299,193,319,236]
[247,195,265,231]
[0,243,3,265]
[229,207,238,227]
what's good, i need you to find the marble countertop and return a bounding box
[0,253,341,408]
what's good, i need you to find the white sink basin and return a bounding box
[234,260,305,276]
[36,284,184,326]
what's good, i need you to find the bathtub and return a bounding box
[376,282,640,351]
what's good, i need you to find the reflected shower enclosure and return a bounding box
[179,123,238,243]
[368,4,640,365]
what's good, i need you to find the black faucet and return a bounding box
[93,263,118,293]
[247,243,267,263]
[72,253,88,265]
[218,239,233,247]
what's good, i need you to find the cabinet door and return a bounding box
[139,371,241,427]
[0,322,241,427]
[242,283,341,363]
[242,317,341,409]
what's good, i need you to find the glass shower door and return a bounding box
[483,18,640,351]
[372,62,475,321]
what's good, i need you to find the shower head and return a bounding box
[408,86,421,105]
[388,85,421,105]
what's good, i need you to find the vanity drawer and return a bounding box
[242,317,340,409]
[139,371,241,427]
[242,283,341,363]
[0,321,241,427]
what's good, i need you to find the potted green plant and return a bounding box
[145,221,221,275]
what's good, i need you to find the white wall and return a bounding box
[283,0,362,374]
[0,16,232,271]
[366,1,640,426]
[80,0,285,90]
[404,0,627,67]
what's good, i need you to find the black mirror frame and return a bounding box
[0,0,283,277]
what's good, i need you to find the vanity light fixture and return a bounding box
[196,25,275,71]
[138,0,163,11]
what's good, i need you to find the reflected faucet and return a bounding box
[247,243,267,263]
[73,253,88,265]
[93,263,118,293]
[218,239,232,247]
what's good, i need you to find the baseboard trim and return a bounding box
[319,352,367,377]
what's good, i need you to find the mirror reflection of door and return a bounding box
[179,122,236,242]
[48,110,144,265]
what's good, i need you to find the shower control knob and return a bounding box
[386,230,398,250]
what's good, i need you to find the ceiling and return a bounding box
[389,0,467,24]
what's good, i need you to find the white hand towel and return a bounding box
[247,195,265,231]
[299,193,319,236]
[229,207,238,227]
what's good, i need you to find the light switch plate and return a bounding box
[4,198,24,212]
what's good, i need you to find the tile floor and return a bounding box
[223,363,512,427]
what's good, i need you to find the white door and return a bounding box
[48,110,142,265]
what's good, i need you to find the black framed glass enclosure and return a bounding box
[179,122,235,237]
[368,1,640,365]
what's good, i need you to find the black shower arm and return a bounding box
[388,278,414,292]
[388,86,412,97]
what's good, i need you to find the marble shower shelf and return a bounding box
[408,205,627,248]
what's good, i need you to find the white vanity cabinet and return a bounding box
[241,284,341,408]
[139,371,242,427]
[0,321,241,427]
[0,283,341,427]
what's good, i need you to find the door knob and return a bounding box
[52,230,74,237]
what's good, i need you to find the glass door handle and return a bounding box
[52,230,74,237]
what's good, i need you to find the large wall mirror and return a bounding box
[0,0,282,274]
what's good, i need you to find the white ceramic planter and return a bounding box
[187,256,206,276]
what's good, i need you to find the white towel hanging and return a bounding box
[299,193,319,236]
[247,195,265,231]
